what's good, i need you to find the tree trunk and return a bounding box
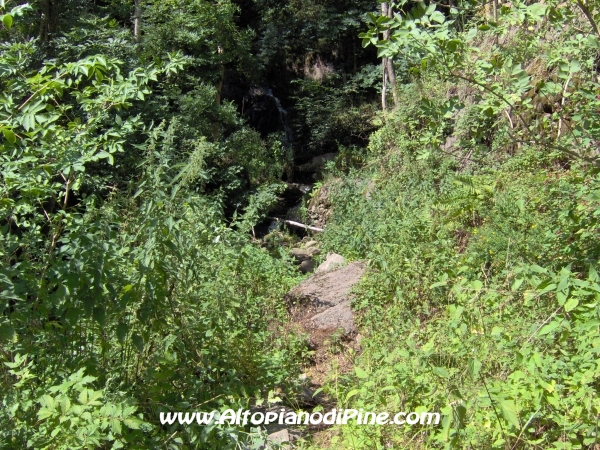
[353,38,357,74]
[39,0,59,42]
[39,0,49,41]
[134,0,142,43]
[212,46,225,140]
[381,3,397,110]
[381,3,388,110]
[385,4,397,108]
[386,54,397,108]
[214,63,225,108]
[382,59,387,111]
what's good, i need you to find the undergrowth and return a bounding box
[314,2,600,445]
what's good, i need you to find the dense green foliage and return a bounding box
[0,1,307,448]
[314,0,600,447]
[3,0,600,448]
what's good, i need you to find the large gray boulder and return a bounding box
[286,257,365,335]
[315,253,346,273]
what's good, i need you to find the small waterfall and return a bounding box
[246,87,294,149]
[262,87,294,149]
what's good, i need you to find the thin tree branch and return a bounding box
[576,0,600,40]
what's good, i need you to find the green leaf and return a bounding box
[37,408,54,420]
[563,297,579,312]
[569,60,581,73]
[430,11,445,24]
[544,392,559,407]
[557,267,571,291]
[78,389,89,405]
[123,418,143,430]
[537,282,557,295]
[2,13,12,30]
[538,378,555,393]
[466,27,477,40]
[454,404,467,428]
[366,12,378,24]
[447,39,461,52]
[467,359,481,381]
[499,400,520,428]
[433,366,450,378]
[132,334,144,352]
[59,396,71,414]
[89,394,106,410]
[355,367,369,379]
[511,279,524,291]
[538,320,560,336]
[0,322,15,342]
[589,265,599,282]
[117,322,128,343]
[2,128,16,144]
[556,290,568,306]
[441,408,452,440]
[95,151,114,165]
[22,114,35,131]
[478,24,491,31]
[345,389,359,403]
[110,418,122,434]
[526,3,546,18]
[530,265,548,274]
[92,307,106,326]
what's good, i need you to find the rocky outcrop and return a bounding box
[286,255,365,335]
[307,182,335,229]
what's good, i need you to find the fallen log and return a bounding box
[268,217,324,232]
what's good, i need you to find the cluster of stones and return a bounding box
[290,240,321,273]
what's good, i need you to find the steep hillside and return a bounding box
[310,1,600,448]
